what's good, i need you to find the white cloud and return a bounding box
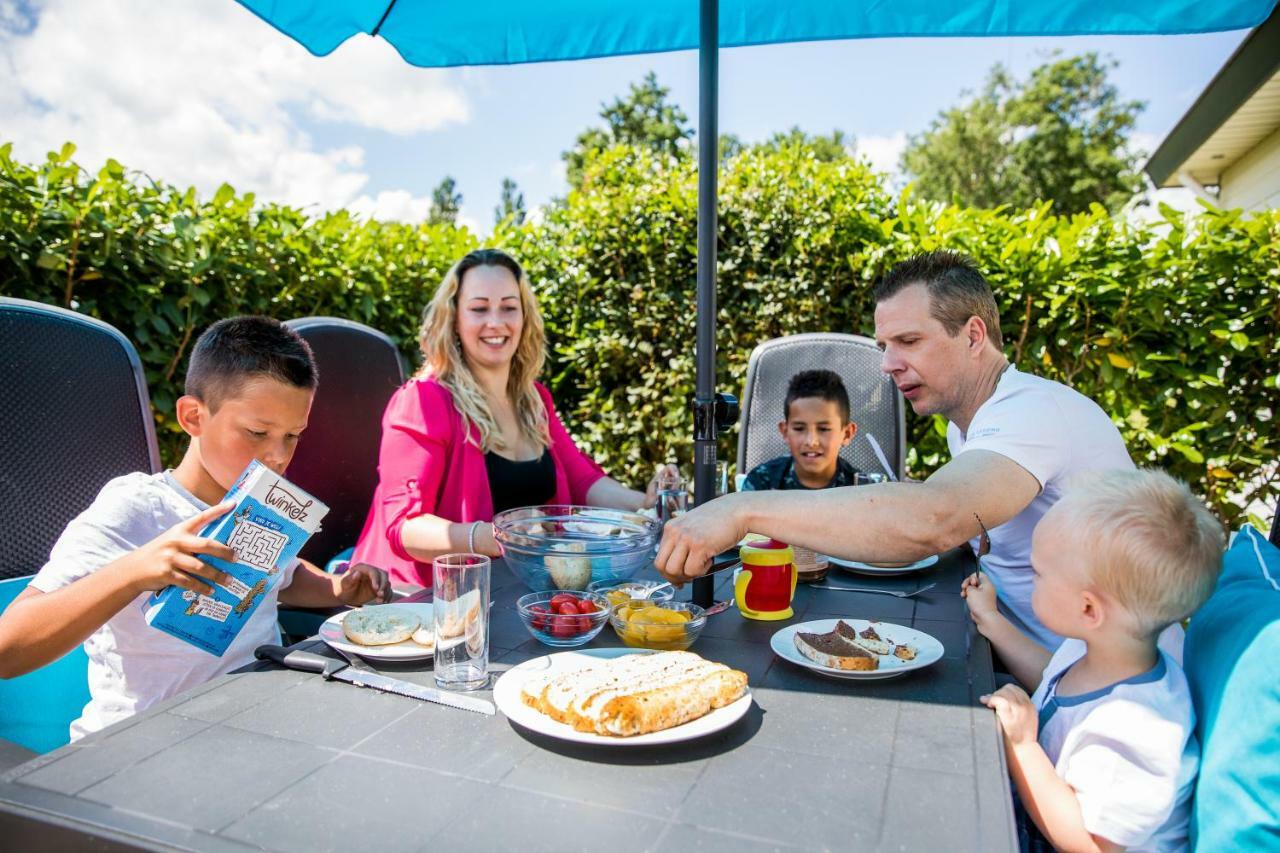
[855,132,908,179]
[0,0,471,213]
[348,189,434,223]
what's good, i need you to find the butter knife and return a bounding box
[255,645,496,715]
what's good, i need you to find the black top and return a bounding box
[741,455,861,491]
[485,448,557,514]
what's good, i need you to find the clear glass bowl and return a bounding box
[609,601,706,651]
[586,578,676,609]
[516,590,611,648]
[494,505,659,592]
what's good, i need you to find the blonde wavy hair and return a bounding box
[416,248,549,454]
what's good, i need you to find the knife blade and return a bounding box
[255,645,495,715]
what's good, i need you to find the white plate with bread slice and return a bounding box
[770,618,944,680]
[825,554,939,577]
[494,648,752,746]
[319,603,436,661]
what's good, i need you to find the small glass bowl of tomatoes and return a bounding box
[516,590,611,648]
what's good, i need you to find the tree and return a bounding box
[428,176,461,225]
[901,53,1145,214]
[562,71,693,185]
[495,177,526,226]
[759,127,852,162]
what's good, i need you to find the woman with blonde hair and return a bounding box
[353,248,669,587]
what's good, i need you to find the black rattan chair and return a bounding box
[284,317,406,567]
[0,298,161,580]
[736,332,905,483]
[0,297,158,755]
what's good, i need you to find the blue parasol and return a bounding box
[235,0,1278,604]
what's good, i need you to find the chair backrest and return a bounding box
[737,333,905,481]
[284,317,406,565]
[0,298,161,580]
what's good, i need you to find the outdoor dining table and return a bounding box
[0,547,1017,852]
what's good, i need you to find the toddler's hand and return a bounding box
[337,562,392,606]
[981,684,1038,746]
[960,571,1000,633]
[118,501,237,596]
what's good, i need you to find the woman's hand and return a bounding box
[643,463,681,510]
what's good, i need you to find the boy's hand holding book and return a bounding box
[120,502,238,597]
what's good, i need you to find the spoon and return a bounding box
[644,560,742,600]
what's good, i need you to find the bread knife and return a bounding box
[254,645,495,715]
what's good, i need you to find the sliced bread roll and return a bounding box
[521,651,748,737]
[342,607,419,646]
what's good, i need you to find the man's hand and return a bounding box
[336,562,392,606]
[116,501,237,597]
[981,683,1038,747]
[655,493,748,582]
[960,570,1000,633]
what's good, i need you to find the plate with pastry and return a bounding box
[493,647,752,746]
[824,554,939,577]
[319,603,436,661]
[770,618,943,681]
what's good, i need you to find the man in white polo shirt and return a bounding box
[656,250,1134,650]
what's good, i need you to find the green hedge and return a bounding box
[2,141,1276,526]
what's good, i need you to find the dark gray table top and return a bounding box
[0,550,1016,852]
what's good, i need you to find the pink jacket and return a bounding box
[352,377,607,586]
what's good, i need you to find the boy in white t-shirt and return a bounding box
[0,316,391,741]
[963,469,1223,852]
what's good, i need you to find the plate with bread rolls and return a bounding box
[319,603,438,662]
[770,618,943,680]
[493,648,752,745]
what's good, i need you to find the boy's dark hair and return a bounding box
[185,317,317,409]
[874,250,1004,348]
[784,369,851,423]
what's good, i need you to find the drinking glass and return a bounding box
[853,472,888,486]
[432,553,490,691]
[656,470,688,525]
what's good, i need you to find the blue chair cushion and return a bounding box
[1184,524,1280,851]
[0,577,91,754]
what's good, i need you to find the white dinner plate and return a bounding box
[825,554,939,577]
[319,603,436,662]
[770,619,944,681]
[493,648,753,746]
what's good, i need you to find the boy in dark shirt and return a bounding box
[742,369,861,491]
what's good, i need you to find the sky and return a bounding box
[0,1,1252,234]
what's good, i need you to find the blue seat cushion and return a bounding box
[1184,524,1280,851]
[0,577,91,754]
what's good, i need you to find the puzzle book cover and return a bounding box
[143,460,329,656]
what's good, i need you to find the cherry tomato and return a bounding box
[575,599,597,614]
[551,617,576,638]
[549,593,577,611]
[528,604,548,630]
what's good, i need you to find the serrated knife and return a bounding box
[254,645,495,715]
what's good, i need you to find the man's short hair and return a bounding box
[184,316,317,410]
[1052,469,1224,638]
[784,369,851,423]
[874,250,1004,349]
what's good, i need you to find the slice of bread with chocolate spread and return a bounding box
[794,628,878,671]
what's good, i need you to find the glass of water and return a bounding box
[432,553,490,691]
[853,472,888,486]
[656,470,688,526]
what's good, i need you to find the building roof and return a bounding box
[1145,4,1280,188]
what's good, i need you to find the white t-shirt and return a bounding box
[1031,639,1197,851]
[30,471,297,741]
[947,366,1133,647]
